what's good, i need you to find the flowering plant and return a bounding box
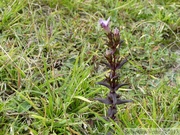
[97,17,132,120]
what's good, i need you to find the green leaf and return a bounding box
[73,96,92,103]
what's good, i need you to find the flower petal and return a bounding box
[99,17,110,27]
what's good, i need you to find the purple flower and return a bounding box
[99,17,110,33]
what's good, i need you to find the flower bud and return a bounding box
[106,49,113,56]
[113,27,120,39]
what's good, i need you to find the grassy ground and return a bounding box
[0,0,180,134]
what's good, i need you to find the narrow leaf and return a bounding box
[114,83,129,91]
[74,96,92,103]
[116,99,133,105]
[116,58,128,69]
[97,81,112,89]
[111,74,119,79]
[96,98,112,105]
[101,61,112,69]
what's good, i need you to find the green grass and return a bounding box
[0,0,180,134]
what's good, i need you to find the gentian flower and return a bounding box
[99,17,110,33]
[96,17,132,120]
